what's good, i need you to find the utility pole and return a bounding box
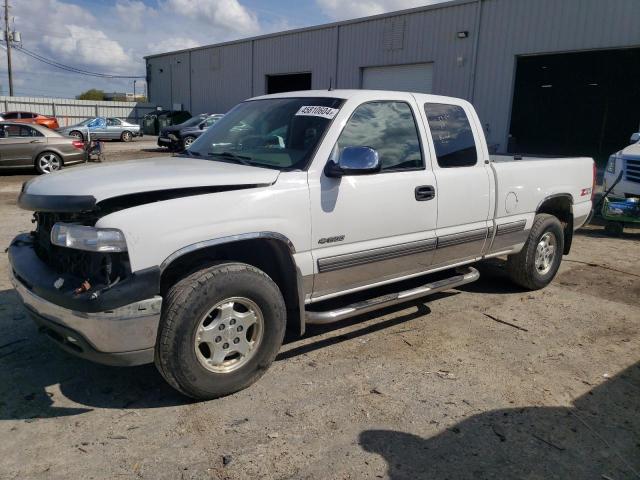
[133,79,137,100]
[4,0,13,96]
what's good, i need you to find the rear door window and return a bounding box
[424,103,478,168]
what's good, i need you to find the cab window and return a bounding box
[334,101,423,171]
[107,118,121,126]
[424,103,478,168]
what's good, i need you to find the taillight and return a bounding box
[592,160,596,201]
[72,140,84,150]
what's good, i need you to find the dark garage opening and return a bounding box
[508,48,640,164]
[266,73,312,94]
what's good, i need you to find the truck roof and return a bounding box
[248,89,467,105]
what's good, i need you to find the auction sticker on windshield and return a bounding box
[295,106,339,119]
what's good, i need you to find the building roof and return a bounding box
[144,0,476,60]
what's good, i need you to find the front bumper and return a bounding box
[8,235,161,366]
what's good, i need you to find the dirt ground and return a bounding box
[0,151,639,479]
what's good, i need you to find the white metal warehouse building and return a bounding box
[145,0,640,159]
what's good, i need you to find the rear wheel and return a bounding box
[120,131,133,142]
[35,152,62,174]
[69,130,84,141]
[155,262,286,399]
[506,214,564,290]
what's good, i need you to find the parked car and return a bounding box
[57,117,142,142]
[603,132,640,199]
[157,114,223,150]
[9,90,595,399]
[0,122,85,174]
[0,111,60,130]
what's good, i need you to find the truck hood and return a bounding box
[620,142,640,157]
[20,157,280,212]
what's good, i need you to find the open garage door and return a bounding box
[362,63,433,94]
[508,48,640,164]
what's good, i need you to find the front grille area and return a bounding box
[33,212,130,287]
[626,158,640,184]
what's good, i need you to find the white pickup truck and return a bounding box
[9,90,594,399]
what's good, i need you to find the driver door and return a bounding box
[308,96,438,300]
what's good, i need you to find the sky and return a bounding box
[1,0,445,99]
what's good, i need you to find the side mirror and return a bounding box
[631,132,640,144]
[325,146,381,178]
[199,123,205,130]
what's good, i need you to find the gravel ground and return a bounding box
[0,152,639,480]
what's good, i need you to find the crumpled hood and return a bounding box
[21,157,280,208]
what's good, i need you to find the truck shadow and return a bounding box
[0,289,442,420]
[359,361,640,479]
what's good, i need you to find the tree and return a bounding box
[76,89,105,100]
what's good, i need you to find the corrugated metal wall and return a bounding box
[0,96,156,127]
[473,0,640,149]
[146,0,640,150]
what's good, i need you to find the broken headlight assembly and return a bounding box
[51,223,128,252]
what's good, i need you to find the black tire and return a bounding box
[182,135,196,150]
[35,151,63,174]
[506,213,564,290]
[604,221,624,237]
[69,130,84,141]
[120,131,133,142]
[155,262,286,400]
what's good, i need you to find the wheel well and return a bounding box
[537,195,573,254]
[69,130,84,140]
[160,238,303,335]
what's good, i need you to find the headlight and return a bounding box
[51,223,127,252]
[606,155,616,174]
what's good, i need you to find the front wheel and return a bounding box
[182,135,196,150]
[506,213,564,290]
[155,263,286,399]
[35,152,62,174]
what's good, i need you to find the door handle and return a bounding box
[415,185,436,201]
[30,140,44,143]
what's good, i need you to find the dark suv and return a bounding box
[157,114,223,150]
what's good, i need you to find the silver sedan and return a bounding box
[57,117,142,142]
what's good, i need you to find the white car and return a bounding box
[9,90,594,399]
[603,132,640,197]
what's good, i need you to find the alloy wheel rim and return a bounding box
[194,297,264,374]
[184,137,194,148]
[39,154,61,173]
[535,231,556,275]
[123,132,131,141]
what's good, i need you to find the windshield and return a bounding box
[186,97,344,171]
[180,116,206,128]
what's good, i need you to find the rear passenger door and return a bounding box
[309,97,438,300]
[106,118,122,139]
[0,125,44,165]
[421,102,493,267]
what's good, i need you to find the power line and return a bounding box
[12,44,145,79]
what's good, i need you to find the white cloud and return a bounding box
[317,0,444,20]
[43,25,138,72]
[148,37,201,56]
[116,0,153,30]
[163,0,260,34]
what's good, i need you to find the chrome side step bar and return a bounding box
[305,266,479,325]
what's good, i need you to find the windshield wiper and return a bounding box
[207,151,253,165]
